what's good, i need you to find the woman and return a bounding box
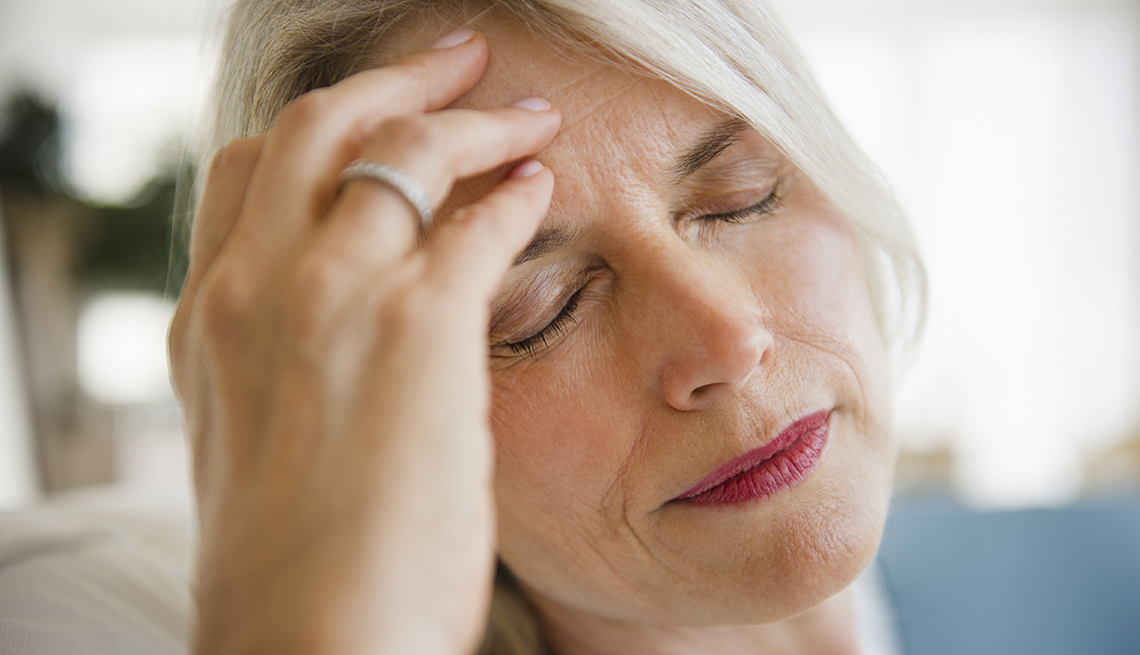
[169,0,924,653]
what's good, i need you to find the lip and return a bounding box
[674,410,832,505]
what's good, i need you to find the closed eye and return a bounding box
[498,289,582,359]
[700,192,782,224]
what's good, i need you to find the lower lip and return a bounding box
[676,411,831,505]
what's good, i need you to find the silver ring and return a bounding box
[339,159,434,231]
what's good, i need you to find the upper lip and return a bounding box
[673,409,832,500]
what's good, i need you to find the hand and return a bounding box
[168,29,561,655]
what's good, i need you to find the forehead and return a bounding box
[441,15,715,120]
[462,21,710,118]
[400,14,724,208]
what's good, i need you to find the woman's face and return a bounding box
[427,17,895,627]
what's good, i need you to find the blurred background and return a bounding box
[0,0,1136,512]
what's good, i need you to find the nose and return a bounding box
[649,253,773,412]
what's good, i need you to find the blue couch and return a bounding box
[877,497,1140,655]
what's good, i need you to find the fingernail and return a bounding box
[510,160,544,179]
[511,97,552,111]
[429,28,475,49]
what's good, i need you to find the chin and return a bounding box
[506,452,893,630]
[656,461,892,626]
[735,477,890,624]
[498,406,897,629]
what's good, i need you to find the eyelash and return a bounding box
[501,192,781,359]
[700,191,782,224]
[504,290,581,359]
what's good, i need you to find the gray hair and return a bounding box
[206,0,925,351]
[205,1,926,650]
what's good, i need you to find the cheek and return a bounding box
[741,207,896,585]
[755,204,892,428]
[488,348,643,589]
[484,203,897,625]
[758,212,880,353]
[490,356,630,499]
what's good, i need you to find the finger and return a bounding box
[357,100,560,207]
[426,160,555,301]
[236,31,489,247]
[317,101,561,263]
[180,137,264,306]
[168,138,262,429]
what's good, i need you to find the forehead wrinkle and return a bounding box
[552,82,684,190]
[543,63,612,101]
[552,74,641,142]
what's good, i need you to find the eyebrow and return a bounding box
[513,226,575,266]
[670,117,751,182]
[511,118,751,267]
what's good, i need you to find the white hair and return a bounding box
[205,1,926,651]
[206,0,925,351]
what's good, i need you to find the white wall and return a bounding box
[2,0,1138,508]
[772,0,1140,506]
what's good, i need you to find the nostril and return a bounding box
[673,381,727,412]
[758,340,774,367]
[691,384,717,400]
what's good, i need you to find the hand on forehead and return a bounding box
[416,14,726,226]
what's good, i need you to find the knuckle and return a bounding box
[168,301,191,356]
[373,114,439,155]
[276,89,333,131]
[198,268,256,337]
[207,138,261,182]
[166,316,187,375]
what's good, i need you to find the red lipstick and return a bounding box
[675,410,831,505]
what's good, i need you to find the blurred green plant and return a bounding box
[0,89,64,196]
[79,173,192,296]
[0,88,191,297]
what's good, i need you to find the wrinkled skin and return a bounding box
[171,11,894,655]
[435,18,894,654]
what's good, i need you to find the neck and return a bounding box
[529,589,862,655]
